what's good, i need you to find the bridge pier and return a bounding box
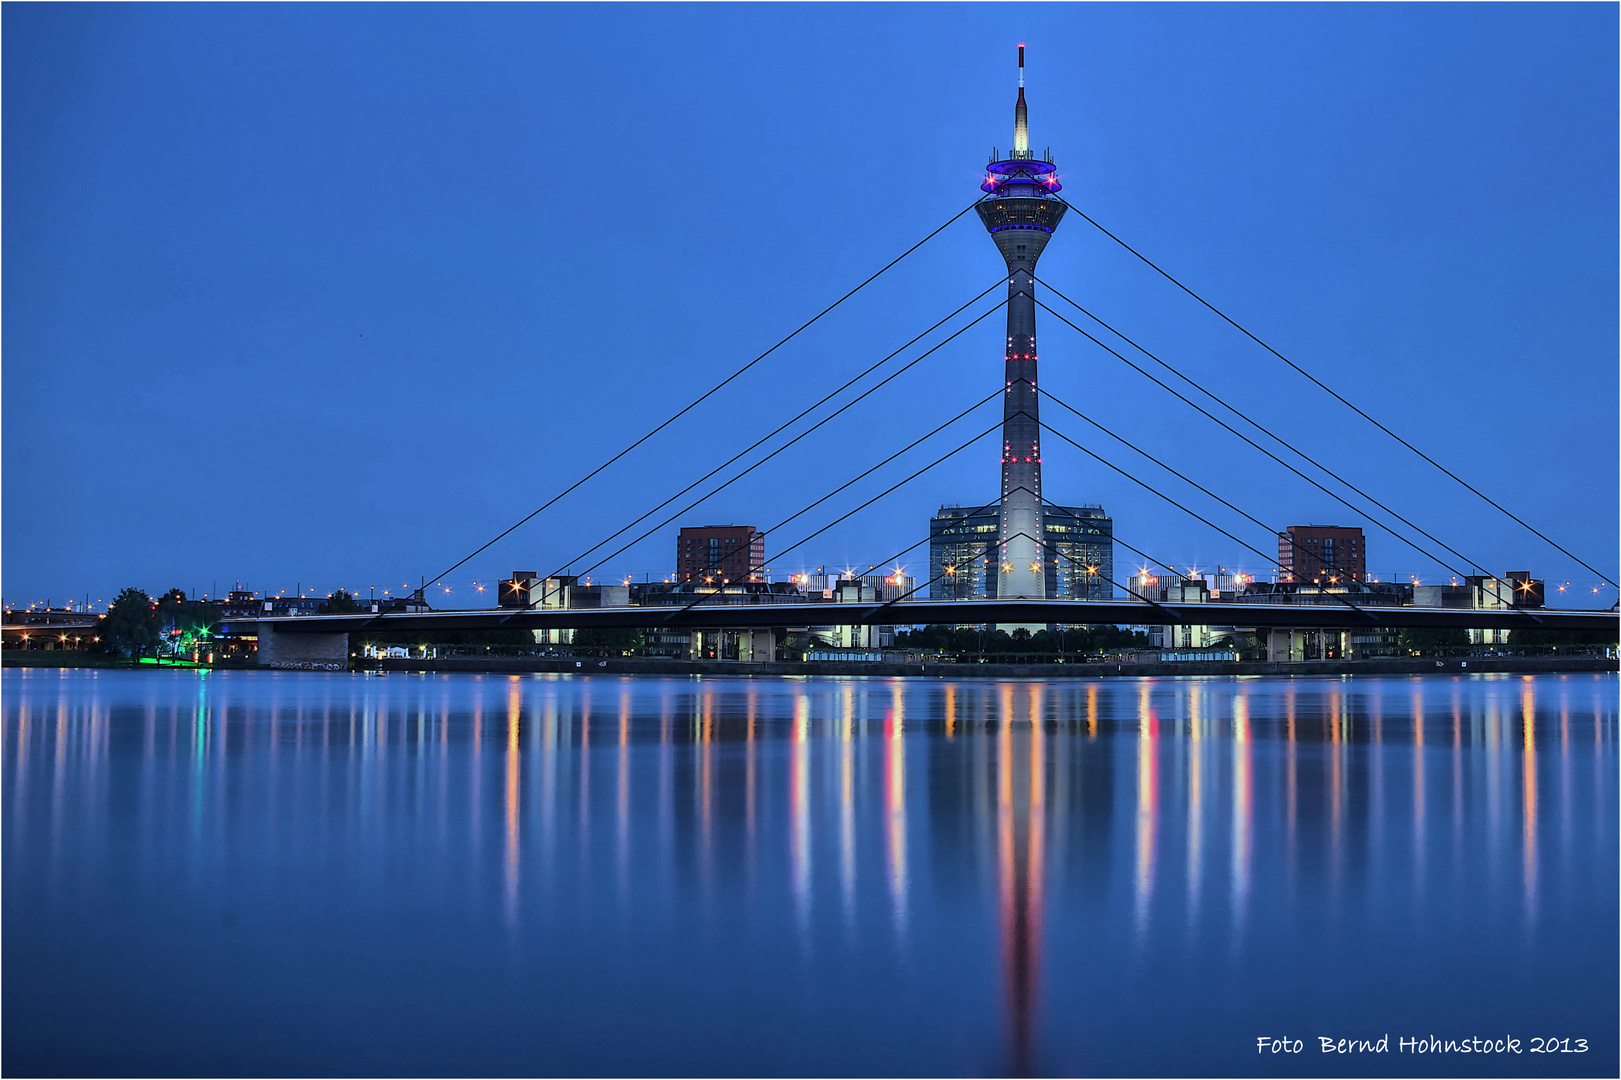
[1266,627,1349,662]
[258,624,349,671]
[1267,628,1297,663]
[688,629,776,662]
[741,629,774,662]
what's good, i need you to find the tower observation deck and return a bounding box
[976,44,1066,600]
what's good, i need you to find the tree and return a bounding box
[893,624,1153,659]
[1083,625,1152,652]
[1397,627,1468,655]
[155,589,219,658]
[893,625,963,651]
[319,589,365,614]
[103,587,161,661]
[1509,626,1618,651]
[572,627,646,655]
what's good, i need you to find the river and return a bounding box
[3,668,1614,1077]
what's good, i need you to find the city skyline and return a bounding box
[6,5,1616,606]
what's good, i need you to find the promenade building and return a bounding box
[1127,573,1213,649]
[631,580,807,658]
[1413,571,1544,646]
[787,571,917,601]
[1210,569,1256,597]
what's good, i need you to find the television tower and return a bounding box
[977,44,1066,600]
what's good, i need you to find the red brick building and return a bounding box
[677,525,764,584]
[1278,525,1366,583]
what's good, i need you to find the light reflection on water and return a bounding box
[3,669,1616,1078]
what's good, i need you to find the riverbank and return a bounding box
[1,653,213,669]
[6,652,1610,678]
[369,654,1617,678]
[3,652,130,669]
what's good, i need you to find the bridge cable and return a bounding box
[1035,275,1493,578]
[1037,418,1375,620]
[1049,197,1617,588]
[421,195,988,593]
[1033,532,1199,623]
[1037,421,1381,622]
[1032,293,1491,586]
[532,300,1011,609]
[658,398,1199,624]
[570,285,1035,611]
[1105,533,1201,585]
[1036,383,1390,612]
[651,486,1166,626]
[649,415,1012,612]
[1041,407,1526,622]
[1083,526,1409,633]
[665,419,1005,619]
[546,383,1004,611]
[1027,532,1304,644]
[646,385,1037,607]
[647,406,1200,623]
[533,281,1010,596]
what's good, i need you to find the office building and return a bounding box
[1043,504,1114,599]
[1278,525,1366,583]
[676,525,764,584]
[931,503,1112,600]
[929,505,997,600]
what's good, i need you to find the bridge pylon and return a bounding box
[977,44,1067,626]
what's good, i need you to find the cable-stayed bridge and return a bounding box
[235,48,1614,664]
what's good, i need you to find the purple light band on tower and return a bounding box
[982,179,1063,194]
[982,159,1062,194]
[987,159,1056,176]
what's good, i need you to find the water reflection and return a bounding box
[791,691,811,936]
[1134,682,1158,936]
[887,682,908,934]
[1522,678,1537,919]
[506,680,520,924]
[995,683,1044,1076]
[1230,692,1251,929]
[2,670,1616,1078]
[1186,685,1203,924]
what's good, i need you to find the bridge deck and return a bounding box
[227,598,1616,634]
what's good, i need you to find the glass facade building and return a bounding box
[929,503,1112,600]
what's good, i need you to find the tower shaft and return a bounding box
[997,256,1045,598]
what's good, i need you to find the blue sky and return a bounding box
[5,3,1616,609]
